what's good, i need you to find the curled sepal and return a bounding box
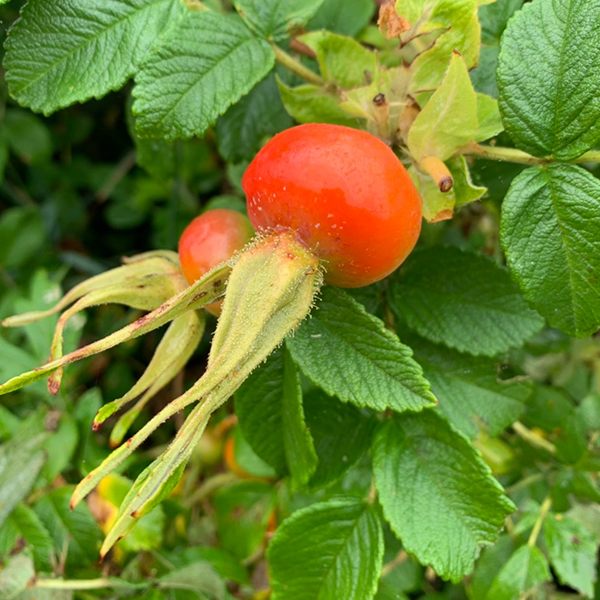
[97,310,205,443]
[47,271,186,395]
[71,231,322,512]
[0,263,231,396]
[99,403,207,558]
[121,250,181,266]
[2,254,180,328]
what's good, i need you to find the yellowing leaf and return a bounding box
[475,93,504,142]
[408,52,478,162]
[339,65,409,140]
[409,156,486,222]
[408,0,480,93]
[277,77,357,127]
[299,31,376,89]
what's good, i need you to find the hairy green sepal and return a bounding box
[74,232,322,555]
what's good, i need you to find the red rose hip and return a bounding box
[243,124,422,287]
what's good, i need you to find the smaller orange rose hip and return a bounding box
[178,209,254,315]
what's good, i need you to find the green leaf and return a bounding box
[0,552,35,600]
[158,561,226,599]
[235,346,318,485]
[234,0,326,42]
[500,164,600,337]
[4,0,185,115]
[470,46,500,97]
[237,350,375,488]
[233,427,278,479]
[373,411,515,582]
[41,414,79,484]
[479,0,523,45]
[497,0,600,159]
[0,434,47,528]
[34,487,102,568]
[282,349,318,486]
[0,208,47,270]
[0,135,8,186]
[287,287,436,413]
[470,535,516,600]
[485,545,551,600]
[475,93,504,142]
[308,0,375,37]
[268,498,384,600]
[390,246,544,356]
[126,99,175,180]
[470,0,523,97]
[277,78,358,127]
[167,547,249,585]
[6,504,54,572]
[217,73,293,163]
[214,481,276,560]
[408,52,478,162]
[409,336,530,438]
[544,513,597,597]
[3,109,52,164]
[299,31,376,89]
[133,11,275,140]
[303,389,375,489]
[235,348,288,474]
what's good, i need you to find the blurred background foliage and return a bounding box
[1,1,600,599]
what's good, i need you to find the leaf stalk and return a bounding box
[271,43,326,86]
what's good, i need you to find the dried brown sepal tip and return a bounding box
[418,156,454,193]
[378,0,410,40]
[373,93,387,106]
[430,209,454,223]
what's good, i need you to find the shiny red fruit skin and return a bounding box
[178,209,254,313]
[242,124,422,288]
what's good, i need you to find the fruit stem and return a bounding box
[418,156,453,192]
[461,143,600,165]
[272,43,327,86]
